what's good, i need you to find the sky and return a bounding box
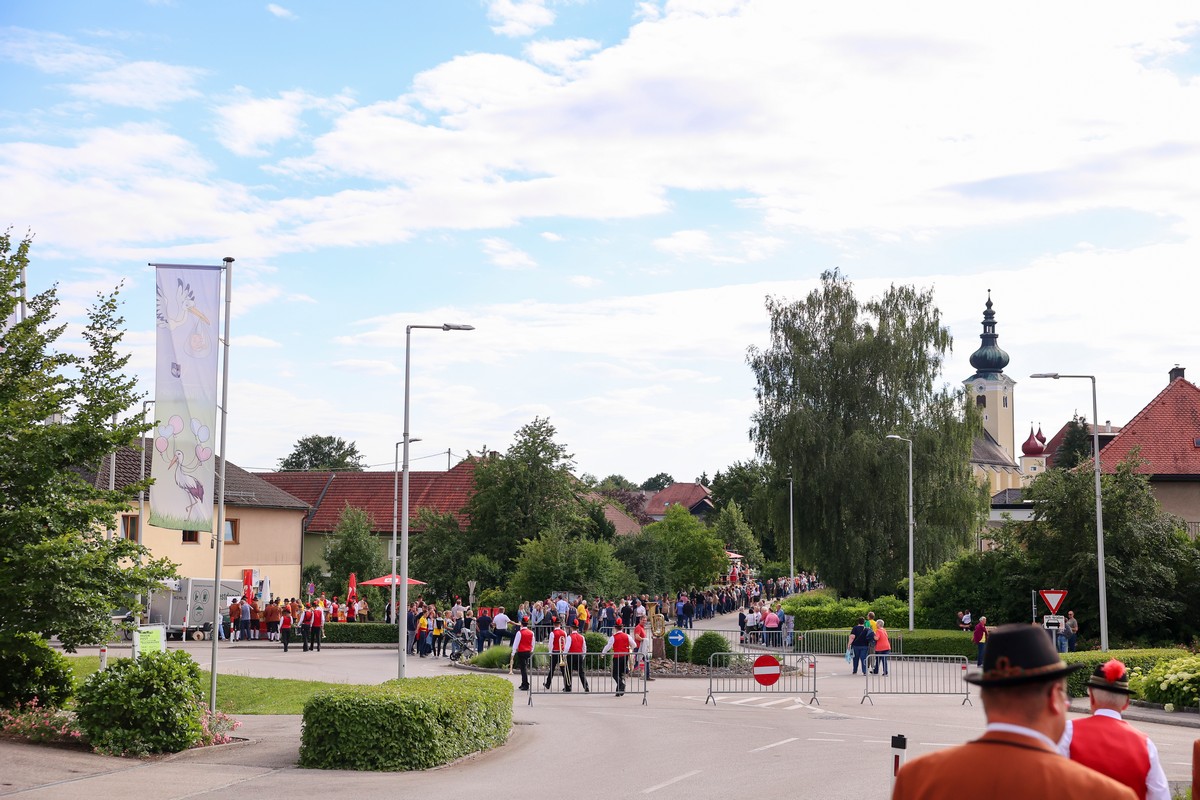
[3,1,1200,485]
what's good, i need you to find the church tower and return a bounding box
[965,291,1016,462]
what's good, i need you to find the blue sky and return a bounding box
[3,1,1199,484]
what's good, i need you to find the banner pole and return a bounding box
[209,257,233,714]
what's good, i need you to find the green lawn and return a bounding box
[66,655,347,715]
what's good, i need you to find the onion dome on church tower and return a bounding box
[1036,425,1046,445]
[1022,426,1045,456]
[967,291,1010,380]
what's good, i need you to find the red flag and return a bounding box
[348,572,358,603]
[242,569,255,601]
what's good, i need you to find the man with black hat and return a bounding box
[1058,659,1170,800]
[601,620,634,697]
[892,623,1135,800]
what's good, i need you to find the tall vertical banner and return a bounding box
[150,266,220,531]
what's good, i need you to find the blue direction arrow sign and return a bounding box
[667,628,686,647]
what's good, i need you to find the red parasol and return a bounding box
[359,574,427,587]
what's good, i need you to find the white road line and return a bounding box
[919,742,958,747]
[750,737,799,752]
[757,698,795,707]
[727,697,764,705]
[643,770,702,794]
[863,739,890,744]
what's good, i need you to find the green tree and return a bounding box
[1016,452,1191,644]
[710,459,785,560]
[641,472,674,491]
[711,501,765,569]
[0,232,176,650]
[323,505,386,598]
[747,270,986,598]
[407,508,503,603]
[510,526,638,601]
[278,434,365,471]
[641,504,728,590]
[613,528,674,595]
[1054,414,1093,470]
[465,418,590,569]
[597,474,636,491]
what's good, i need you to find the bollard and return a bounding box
[891,734,907,789]
[1193,739,1198,798]
[99,645,108,671]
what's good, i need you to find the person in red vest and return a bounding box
[1058,659,1169,800]
[299,603,313,652]
[308,601,324,652]
[565,626,589,693]
[510,617,535,691]
[602,620,634,697]
[280,605,293,653]
[544,616,567,690]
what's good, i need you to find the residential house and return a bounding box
[645,482,715,522]
[88,440,310,595]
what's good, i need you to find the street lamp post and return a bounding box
[787,473,795,594]
[886,435,915,631]
[1030,372,1108,651]
[398,323,473,679]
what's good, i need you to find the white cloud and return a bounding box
[540,231,564,242]
[330,359,400,376]
[266,4,297,20]
[653,229,713,258]
[569,275,602,288]
[214,89,349,157]
[66,61,205,109]
[481,237,537,269]
[231,334,283,348]
[486,0,555,38]
[524,38,601,71]
[0,28,115,74]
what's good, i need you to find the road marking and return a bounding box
[728,697,764,705]
[757,698,796,707]
[863,739,890,743]
[807,738,844,742]
[750,737,798,752]
[919,742,958,747]
[643,770,702,794]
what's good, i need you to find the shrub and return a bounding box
[1126,652,1200,707]
[469,642,547,669]
[75,650,205,755]
[299,675,512,771]
[893,629,976,658]
[663,633,691,663]
[690,631,730,666]
[1058,648,1184,698]
[0,698,84,744]
[0,632,74,710]
[584,631,609,655]
[320,623,402,644]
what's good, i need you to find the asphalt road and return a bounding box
[4,633,1196,799]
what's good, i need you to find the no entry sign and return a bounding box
[753,654,782,686]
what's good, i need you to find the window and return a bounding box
[121,515,140,543]
[1002,396,1008,408]
[224,518,240,545]
[182,530,199,544]
[976,395,986,408]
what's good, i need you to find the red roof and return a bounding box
[647,482,714,515]
[582,492,643,536]
[1098,378,1200,476]
[255,459,477,533]
[1042,420,1123,468]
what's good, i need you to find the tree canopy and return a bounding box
[640,472,674,491]
[1054,414,1093,470]
[0,232,176,650]
[323,505,387,598]
[747,270,986,598]
[278,434,365,471]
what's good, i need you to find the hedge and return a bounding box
[0,632,74,710]
[299,675,513,771]
[781,594,908,631]
[318,623,402,644]
[1062,648,1186,698]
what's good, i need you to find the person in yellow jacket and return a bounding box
[576,600,589,632]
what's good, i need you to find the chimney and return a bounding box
[1105,420,1111,433]
[1169,365,1185,383]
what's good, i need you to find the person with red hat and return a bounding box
[601,620,634,697]
[893,623,1135,800]
[1058,659,1169,800]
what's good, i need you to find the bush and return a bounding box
[299,675,512,771]
[781,593,907,631]
[0,632,74,710]
[892,629,976,658]
[469,642,547,669]
[663,632,691,663]
[584,631,609,655]
[1057,648,1183,698]
[320,623,401,644]
[690,631,731,666]
[75,650,205,755]
[1124,652,1200,706]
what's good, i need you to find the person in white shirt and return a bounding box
[492,607,511,646]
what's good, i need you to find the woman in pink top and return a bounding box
[871,619,891,675]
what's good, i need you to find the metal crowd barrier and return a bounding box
[796,629,904,656]
[861,654,971,706]
[524,651,648,706]
[705,652,819,706]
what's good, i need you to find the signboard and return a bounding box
[132,624,167,658]
[666,628,686,648]
[1043,614,1066,631]
[1039,589,1067,614]
[753,654,782,686]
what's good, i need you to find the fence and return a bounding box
[861,654,971,705]
[796,629,905,656]
[523,651,648,706]
[705,652,819,706]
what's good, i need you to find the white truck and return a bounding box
[147,577,244,640]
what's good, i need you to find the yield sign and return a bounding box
[753,654,781,686]
[1039,589,1067,615]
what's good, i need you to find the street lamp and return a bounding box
[787,473,795,594]
[886,435,915,631]
[1030,372,1108,651]
[391,438,420,630]
[398,323,473,679]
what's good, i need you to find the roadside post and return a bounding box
[891,734,907,790]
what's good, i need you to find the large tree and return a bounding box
[465,417,592,569]
[408,508,503,603]
[278,434,365,471]
[509,525,638,602]
[709,459,784,560]
[1053,414,1093,470]
[640,504,728,591]
[0,232,176,650]
[323,505,387,597]
[711,501,765,570]
[640,472,674,491]
[747,270,986,598]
